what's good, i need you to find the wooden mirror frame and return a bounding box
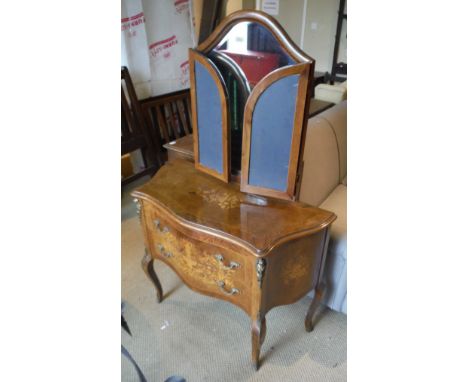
[189,49,230,182]
[191,10,315,197]
[241,63,311,200]
[197,10,313,64]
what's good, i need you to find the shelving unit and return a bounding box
[330,0,347,84]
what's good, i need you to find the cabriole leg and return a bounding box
[251,315,266,370]
[305,282,326,332]
[141,249,163,303]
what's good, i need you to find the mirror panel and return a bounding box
[189,50,230,182]
[248,74,300,192]
[194,61,224,174]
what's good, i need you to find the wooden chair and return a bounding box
[121,66,161,186]
[140,89,192,163]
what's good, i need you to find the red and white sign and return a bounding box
[122,0,195,97]
[121,12,145,31]
[174,0,190,14]
[149,35,179,60]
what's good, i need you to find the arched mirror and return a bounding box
[213,21,296,87]
[190,10,314,199]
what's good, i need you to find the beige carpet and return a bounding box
[122,215,347,382]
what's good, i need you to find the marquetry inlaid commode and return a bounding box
[143,202,252,312]
[132,160,336,370]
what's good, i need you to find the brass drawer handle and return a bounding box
[214,254,240,270]
[157,244,173,258]
[154,219,170,233]
[217,281,239,296]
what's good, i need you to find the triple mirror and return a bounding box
[189,11,314,200]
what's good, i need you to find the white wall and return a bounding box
[302,0,342,72]
[258,0,347,73]
[269,0,304,45]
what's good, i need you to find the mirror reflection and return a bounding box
[214,21,295,87]
[207,22,296,175]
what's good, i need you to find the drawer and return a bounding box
[143,203,252,305]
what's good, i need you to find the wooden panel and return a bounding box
[189,49,230,182]
[262,231,328,312]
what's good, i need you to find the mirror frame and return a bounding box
[191,10,315,198]
[189,49,230,182]
[197,10,313,64]
[241,63,311,200]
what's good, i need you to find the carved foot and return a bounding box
[251,315,266,370]
[305,282,326,332]
[141,249,163,303]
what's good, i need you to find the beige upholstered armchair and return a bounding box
[299,101,347,313]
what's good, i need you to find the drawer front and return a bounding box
[143,203,252,307]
